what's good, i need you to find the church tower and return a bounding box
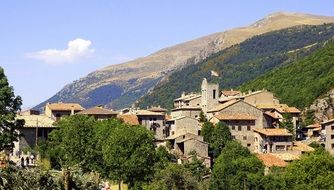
[201,78,219,114]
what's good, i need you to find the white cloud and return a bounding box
[27,38,94,64]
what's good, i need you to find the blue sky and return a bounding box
[1,0,334,108]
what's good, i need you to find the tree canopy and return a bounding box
[0,67,23,153]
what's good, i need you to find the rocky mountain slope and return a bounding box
[35,12,334,110]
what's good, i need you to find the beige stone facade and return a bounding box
[45,103,84,121]
[321,119,334,155]
[166,116,199,137]
[253,128,293,154]
[171,107,201,120]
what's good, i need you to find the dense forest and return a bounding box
[239,38,334,109]
[138,24,334,110]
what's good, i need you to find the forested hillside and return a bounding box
[138,24,334,109]
[239,38,334,109]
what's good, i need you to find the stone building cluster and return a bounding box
[14,78,319,170]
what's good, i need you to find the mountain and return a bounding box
[34,12,334,110]
[138,24,334,109]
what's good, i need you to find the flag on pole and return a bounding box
[211,70,219,77]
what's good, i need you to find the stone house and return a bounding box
[256,153,287,175]
[253,128,293,153]
[321,119,334,155]
[45,102,84,121]
[165,116,199,137]
[14,113,55,154]
[208,100,272,151]
[174,93,201,109]
[167,133,210,167]
[76,106,118,120]
[171,107,202,120]
[126,109,166,140]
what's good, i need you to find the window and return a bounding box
[247,126,251,131]
[238,126,242,131]
[231,126,235,130]
[332,144,334,149]
[243,136,247,140]
[276,145,285,151]
[255,137,258,142]
[213,89,216,99]
[247,144,251,147]
[332,126,334,131]
[195,115,198,118]
[232,135,236,139]
[331,135,334,140]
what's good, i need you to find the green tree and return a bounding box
[154,146,176,172]
[199,111,207,122]
[184,155,210,181]
[0,67,24,153]
[101,124,156,188]
[47,115,99,172]
[211,122,232,158]
[283,149,334,189]
[210,141,264,190]
[146,163,199,190]
[281,113,294,135]
[200,121,214,143]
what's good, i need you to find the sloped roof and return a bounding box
[221,90,241,97]
[76,106,118,115]
[214,113,256,121]
[172,107,201,111]
[118,114,139,125]
[167,116,197,122]
[147,107,167,112]
[271,152,300,161]
[257,154,287,168]
[321,119,334,125]
[16,114,55,128]
[46,103,84,111]
[253,128,292,136]
[207,100,239,112]
[264,111,281,119]
[135,110,164,116]
[257,104,300,113]
[292,141,314,152]
[174,93,201,101]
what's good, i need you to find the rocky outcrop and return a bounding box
[309,89,334,122]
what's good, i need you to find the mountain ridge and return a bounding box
[34,12,334,110]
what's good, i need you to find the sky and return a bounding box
[1,0,334,109]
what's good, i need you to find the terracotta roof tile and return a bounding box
[16,114,55,128]
[46,103,84,111]
[207,100,239,112]
[257,104,300,113]
[76,106,118,115]
[135,110,164,116]
[292,141,314,152]
[257,154,287,167]
[221,90,241,97]
[253,128,292,136]
[118,114,139,125]
[214,113,256,120]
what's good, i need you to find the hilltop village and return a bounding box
[12,78,333,173]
